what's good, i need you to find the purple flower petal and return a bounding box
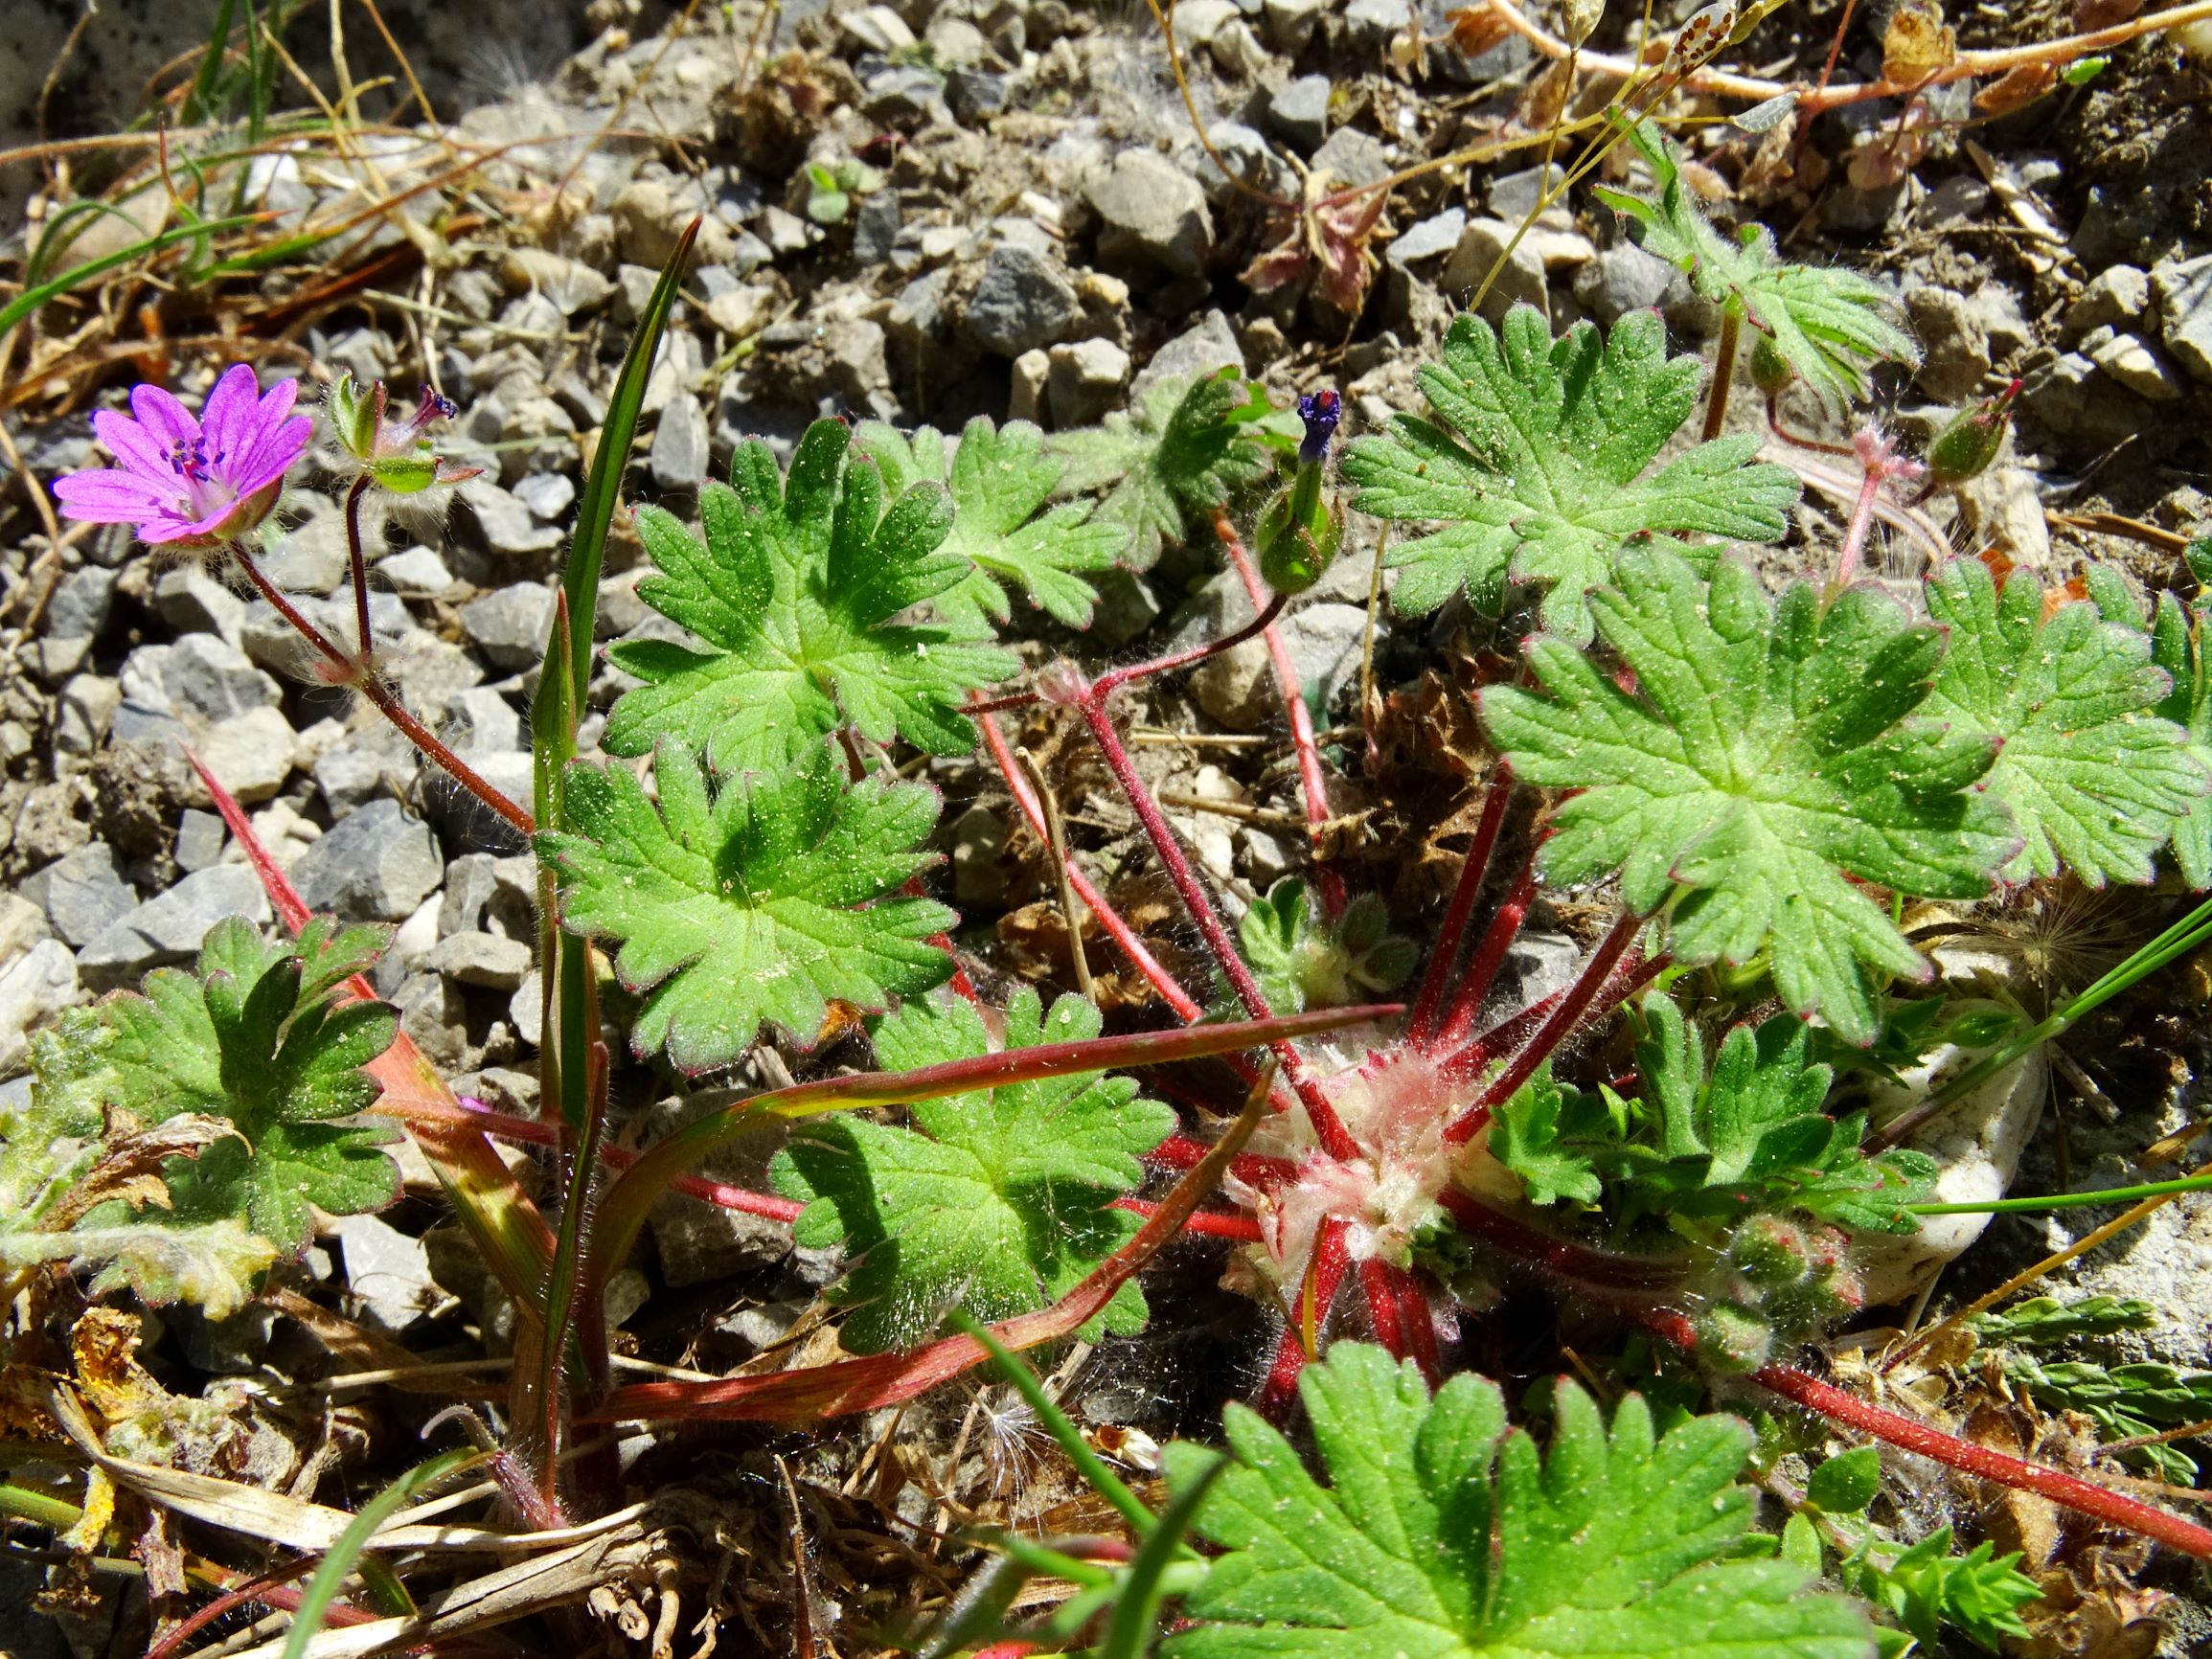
[232,413,312,490]
[53,468,171,522]
[90,407,173,482]
[128,382,200,453]
[199,363,261,467]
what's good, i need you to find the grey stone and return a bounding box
[1309,125,1391,191]
[45,565,114,640]
[839,3,915,52]
[1344,0,1411,52]
[1822,176,1910,236]
[155,567,249,646]
[966,245,1081,356]
[1386,209,1465,272]
[853,190,901,264]
[1266,76,1333,154]
[952,805,1010,907]
[1047,338,1131,428]
[459,476,563,556]
[460,583,558,671]
[428,929,534,989]
[1262,0,1325,52]
[499,246,612,316]
[194,705,297,805]
[825,319,890,400]
[440,852,502,938]
[393,969,468,1069]
[1904,285,1992,403]
[1441,218,1548,320]
[376,544,454,597]
[174,808,226,873]
[1133,309,1244,399]
[443,687,525,754]
[21,841,137,947]
[289,800,443,922]
[596,569,650,640]
[643,1092,795,1285]
[0,940,78,1072]
[1009,348,1051,422]
[510,970,542,1047]
[1170,0,1238,41]
[946,66,1010,123]
[1087,149,1214,278]
[121,635,281,722]
[650,389,710,490]
[258,502,350,595]
[2019,350,2153,450]
[2064,264,2150,342]
[335,1213,442,1334]
[78,864,271,988]
[864,66,951,128]
[314,724,417,814]
[55,673,120,757]
[1192,600,1369,729]
[1239,825,1297,887]
[1487,164,1566,224]
[2153,254,2212,385]
[2082,327,2185,402]
[512,471,576,521]
[1186,123,1298,207]
[1573,241,1680,328]
[0,896,49,963]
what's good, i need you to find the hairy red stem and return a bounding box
[1429,859,1539,1057]
[1407,774,1514,1047]
[1261,1217,1353,1416]
[1214,509,1345,918]
[1114,1197,1264,1240]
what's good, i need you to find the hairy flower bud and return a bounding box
[328,373,480,494]
[1258,390,1346,594]
[1749,330,1795,398]
[1926,379,2020,489]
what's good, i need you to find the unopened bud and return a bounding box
[327,372,384,462]
[1258,391,1345,595]
[1730,1215,1808,1288]
[1749,331,1794,398]
[1926,380,2019,488]
[1696,1300,1773,1375]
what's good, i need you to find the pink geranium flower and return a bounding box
[52,364,312,548]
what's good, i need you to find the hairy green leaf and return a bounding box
[1966,1293,2156,1347]
[87,916,399,1254]
[1481,548,2017,1044]
[539,742,954,1074]
[1596,123,1917,407]
[604,418,1015,773]
[0,1217,277,1322]
[1844,1528,2041,1654]
[769,989,1176,1353]
[857,416,1128,634]
[1158,1342,1874,1657]
[1925,558,2204,887]
[1052,369,1284,569]
[1341,306,1799,640]
[2152,540,2212,888]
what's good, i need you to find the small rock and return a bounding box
[258,504,350,595]
[952,806,1011,908]
[393,969,468,1070]
[702,283,776,339]
[288,800,443,922]
[642,1091,797,1285]
[335,1213,442,1334]
[0,940,78,1072]
[854,191,901,264]
[149,569,244,649]
[839,3,915,52]
[499,247,612,316]
[1087,149,1215,279]
[376,544,453,598]
[1440,218,1547,320]
[1904,286,1992,402]
[1953,466,2051,570]
[1210,16,1271,78]
[20,841,137,947]
[510,971,542,1047]
[1344,0,1413,53]
[2064,264,2150,342]
[174,809,227,874]
[55,674,120,757]
[459,477,563,556]
[1088,570,1163,647]
[443,687,526,754]
[2152,253,2212,385]
[1047,338,1131,427]
[650,390,711,489]
[1009,348,1051,422]
[460,583,558,671]
[194,705,297,805]
[1822,176,1911,236]
[1238,826,1297,887]
[512,472,576,521]
[440,852,503,938]
[78,864,271,989]
[1172,0,1239,42]
[2082,327,2186,402]
[1310,126,1392,191]
[45,565,114,643]
[966,245,1081,356]
[0,894,50,963]
[1266,76,1333,154]
[2018,350,2150,450]
[824,319,890,401]
[428,929,534,990]
[1132,309,1244,399]
[946,67,1011,124]
[1262,0,1325,52]
[122,635,281,722]
[864,66,951,129]
[314,724,418,815]
[1385,209,1465,272]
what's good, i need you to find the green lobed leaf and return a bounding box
[1051,368,1284,569]
[1157,1342,1875,1658]
[768,989,1177,1353]
[539,741,955,1074]
[1480,547,2018,1045]
[1238,879,1418,1016]
[1595,123,1917,408]
[2151,554,2212,888]
[1925,558,2205,888]
[603,418,1016,774]
[1341,306,1800,641]
[85,916,400,1254]
[856,416,1129,634]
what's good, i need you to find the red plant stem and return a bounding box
[1428,860,1539,1057]
[1767,398,1857,458]
[1089,589,1288,702]
[145,1559,329,1659]
[977,704,1203,1020]
[227,541,536,838]
[1357,1256,1431,1375]
[1634,1311,2212,1559]
[1213,508,1344,918]
[1114,1197,1264,1240]
[1148,1134,1302,1190]
[1406,774,1514,1048]
[1075,683,1361,1164]
[1391,1261,1445,1378]
[1832,450,1887,594]
[1435,1187,1682,1293]
[1260,1217,1353,1416]
[1445,910,1645,1145]
[343,473,375,661]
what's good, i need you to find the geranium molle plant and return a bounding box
[326,371,481,494]
[51,362,311,547]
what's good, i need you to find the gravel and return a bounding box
[288,800,444,922]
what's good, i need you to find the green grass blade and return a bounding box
[0,213,267,343]
[1912,1171,2212,1216]
[1100,1456,1224,1659]
[184,0,242,125]
[280,1446,488,1659]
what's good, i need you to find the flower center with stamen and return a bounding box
[167,437,237,521]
